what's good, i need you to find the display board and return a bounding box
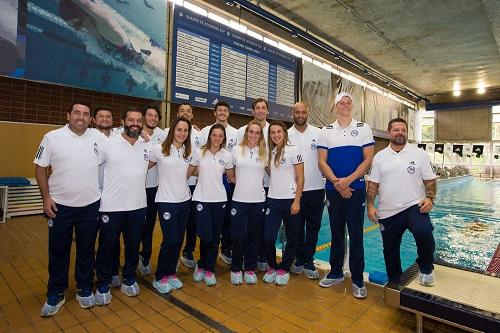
[171,7,298,121]
[1,0,167,100]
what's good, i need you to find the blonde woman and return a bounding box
[229,120,267,285]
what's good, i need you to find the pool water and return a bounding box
[304,177,500,274]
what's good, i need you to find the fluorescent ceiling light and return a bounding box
[183,1,206,16]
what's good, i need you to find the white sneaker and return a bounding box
[290,263,304,275]
[244,271,257,285]
[167,275,183,290]
[263,268,277,283]
[95,288,112,305]
[204,271,217,286]
[153,277,173,294]
[275,269,290,286]
[138,256,151,275]
[110,275,121,287]
[257,261,269,272]
[40,295,65,317]
[120,281,140,297]
[76,290,96,309]
[181,254,195,268]
[231,271,243,285]
[193,265,204,282]
[304,268,320,280]
[318,275,344,288]
[219,252,232,265]
[419,272,435,286]
[352,283,367,299]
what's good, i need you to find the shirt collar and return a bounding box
[63,124,90,138]
[388,143,412,154]
[332,118,357,129]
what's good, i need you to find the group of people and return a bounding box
[34,92,437,318]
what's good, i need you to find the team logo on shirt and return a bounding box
[93,143,99,155]
[143,149,149,161]
[231,208,237,216]
[197,203,204,211]
[163,212,171,220]
[310,139,317,150]
[351,129,359,137]
[407,165,416,174]
[218,159,226,166]
[35,145,44,160]
[255,158,262,163]
[357,123,364,127]
[47,219,53,228]
[280,158,287,164]
[227,139,235,150]
[297,154,303,163]
[195,137,200,146]
[266,208,270,215]
[101,215,110,223]
[184,157,191,163]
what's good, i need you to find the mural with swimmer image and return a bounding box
[24,0,166,99]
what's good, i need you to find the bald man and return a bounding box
[287,102,325,280]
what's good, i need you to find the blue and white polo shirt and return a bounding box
[318,118,374,190]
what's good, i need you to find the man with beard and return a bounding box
[35,103,103,316]
[367,118,436,286]
[138,104,166,275]
[94,107,151,305]
[201,101,238,265]
[167,103,205,268]
[287,102,325,279]
[318,92,374,299]
[92,106,123,288]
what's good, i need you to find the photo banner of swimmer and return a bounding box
[171,7,299,121]
[0,0,25,77]
[21,0,167,100]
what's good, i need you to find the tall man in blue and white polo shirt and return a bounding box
[317,92,374,299]
[138,104,166,275]
[94,107,151,305]
[201,101,239,264]
[367,118,437,286]
[288,102,325,279]
[237,98,270,271]
[35,103,104,317]
[168,103,205,268]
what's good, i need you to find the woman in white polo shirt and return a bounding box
[229,120,267,285]
[188,124,234,286]
[148,117,192,294]
[263,121,304,286]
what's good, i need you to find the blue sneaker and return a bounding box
[167,275,183,290]
[40,294,65,317]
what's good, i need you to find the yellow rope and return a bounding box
[314,224,380,252]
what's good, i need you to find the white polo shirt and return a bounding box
[149,144,191,203]
[99,134,151,212]
[165,126,204,186]
[145,127,167,188]
[318,118,374,190]
[34,125,104,207]
[231,145,266,203]
[368,143,436,219]
[201,123,239,152]
[190,148,233,202]
[288,123,325,192]
[268,145,303,199]
[237,121,270,187]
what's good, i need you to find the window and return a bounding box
[421,111,435,142]
[493,106,500,140]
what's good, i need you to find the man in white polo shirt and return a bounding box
[318,92,374,299]
[35,103,103,317]
[201,101,238,265]
[166,103,205,268]
[237,98,270,271]
[94,107,151,305]
[288,101,325,279]
[367,117,436,286]
[138,104,166,275]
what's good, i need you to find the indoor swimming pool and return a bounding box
[309,176,500,275]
